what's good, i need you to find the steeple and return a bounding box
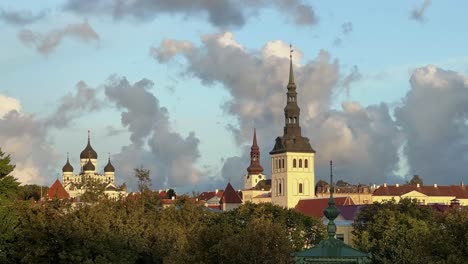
[270,45,315,154]
[323,160,340,239]
[247,128,263,175]
[288,44,295,85]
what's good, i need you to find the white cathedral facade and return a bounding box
[60,131,126,199]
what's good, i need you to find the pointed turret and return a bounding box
[247,128,264,175]
[323,160,340,239]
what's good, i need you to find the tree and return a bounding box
[134,167,151,193]
[165,189,176,199]
[353,199,436,264]
[406,174,423,185]
[0,148,19,199]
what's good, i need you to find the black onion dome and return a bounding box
[80,143,98,159]
[104,159,115,173]
[83,159,95,171]
[80,131,98,159]
[62,158,74,172]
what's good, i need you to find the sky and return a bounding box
[1,0,468,193]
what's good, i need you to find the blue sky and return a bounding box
[1,0,468,192]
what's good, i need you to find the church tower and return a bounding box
[244,128,266,189]
[270,47,316,208]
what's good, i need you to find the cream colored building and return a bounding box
[270,53,316,208]
[372,183,468,205]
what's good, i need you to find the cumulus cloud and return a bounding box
[45,81,102,128]
[104,76,205,189]
[410,0,432,22]
[0,8,47,25]
[64,0,317,28]
[151,32,401,188]
[0,110,58,185]
[395,65,468,184]
[0,94,21,117]
[18,21,99,55]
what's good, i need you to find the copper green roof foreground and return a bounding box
[293,161,370,264]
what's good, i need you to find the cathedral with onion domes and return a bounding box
[57,131,126,199]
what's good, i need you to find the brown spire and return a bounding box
[289,44,295,85]
[247,128,263,175]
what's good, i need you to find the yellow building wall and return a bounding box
[271,152,315,208]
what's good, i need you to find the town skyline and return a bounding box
[2,1,468,193]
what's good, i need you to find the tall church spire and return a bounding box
[270,45,315,154]
[247,128,263,174]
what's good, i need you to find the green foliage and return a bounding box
[0,148,19,199]
[134,167,151,193]
[406,174,423,185]
[353,199,468,264]
[17,184,48,201]
[0,199,324,263]
[165,188,176,199]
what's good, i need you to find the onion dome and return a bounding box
[83,159,95,171]
[80,130,98,159]
[62,154,74,173]
[104,156,115,173]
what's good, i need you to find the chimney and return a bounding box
[215,189,219,194]
[434,183,438,188]
[416,183,420,188]
[396,183,399,187]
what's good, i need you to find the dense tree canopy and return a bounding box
[353,199,468,264]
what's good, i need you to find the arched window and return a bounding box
[282,159,285,169]
[279,183,282,195]
[299,159,302,168]
[293,159,297,168]
[305,159,308,168]
[293,117,297,124]
[299,183,303,194]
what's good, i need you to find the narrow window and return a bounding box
[299,183,303,194]
[282,159,285,169]
[293,159,297,168]
[305,159,308,168]
[279,183,282,194]
[299,159,302,168]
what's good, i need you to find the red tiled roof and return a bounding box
[48,179,69,199]
[197,190,224,201]
[295,197,355,218]
[373,185,468,198]
[220,183,242,204]
[159,191,167,199]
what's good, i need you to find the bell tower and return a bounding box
[270,46,316,208]
[244,128,265,189]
